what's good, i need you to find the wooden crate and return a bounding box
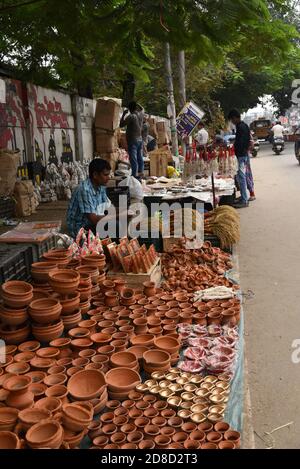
[107,257,161,289]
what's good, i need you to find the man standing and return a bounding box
[67,158,112,238]
[228,109,251,208]
[120,101,144,179]
[195,122,209,149]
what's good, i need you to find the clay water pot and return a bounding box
[0,305,28,326]
[26,419,64,449]
[4,375,34,410]
[1,281,33,308]
[0,431,22,449]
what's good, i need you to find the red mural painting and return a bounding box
[0,79,25,150]
[27,83,70,130]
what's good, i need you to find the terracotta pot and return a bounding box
[189,429,206,442]
[81,254,106,270]
[0,407,19,431]
[68,327,90,340]
[144,424,160,437]
[198,422,214,433]
[0,431,22,449]
[61,403,92,432]
[214,422,230,433]
[61,310,82,331]
[1,281,33,308]
[70,338,93,352]
[93,435,109,448]
[127,346,149,362]
[26,370,46,383]
[18,408,51,431]
[143,349,171,368]
[139,439,155,449]
[0,305,28,326]
[224,430,240,448]
[219,440,235,449]
[206,431,223,444]
[172,431,188,443]
[105,367,141,393]
[36,347,60,359]
[4,375,34,410]
[26,419,64,449]
[120,288,135,305]
[97,345,115,356]
[130,334,155,348]
[48,269,80,295]
[111,340,127,352]
[67,369,106,400]
[154,336,180,355]
[143,282,156,298]
[104,291,119,307]
[34,396,61,414]
[56,292,80,315]
[79,349,96,359]
[44,373,67,386]
[127,430,143,444]
[63,428,86,449]
[110,352,137,369]
[31,261,59,284]
[201,442,218,449]
[221,309,237,327]
[184,439,200,449]
[6,361,30,375]
[45,384,68,404]
[182,422,198,433]
[29,382,47,400]
[154,434,171,449]
[153,400,168,411]
[32,320,64,342]
[0,322,31,345]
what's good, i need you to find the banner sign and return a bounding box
[176,101,204,138]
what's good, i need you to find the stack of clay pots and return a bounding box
[29,298,63,342]
[0,281,33,345]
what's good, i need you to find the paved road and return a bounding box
[239,142,300,448]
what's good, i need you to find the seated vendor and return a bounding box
[67,158,111,239]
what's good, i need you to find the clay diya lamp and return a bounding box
[110,351,137,369]
[201,442,218,449]
[182,422,198,434]
[1,280,33,308]
[153,400,168,411]
[127,430,143,445]
[97,345,115,357]
[61,403,93,432]
[93,435,109,448]
[224,430,241,448]
[67,368,106,400]
[189,429,206,443]
[214,421,230,433]
[144,424,160,437]
[130,334,155,348]
[112,331,129,342]
[198,422,214,433]
[56,292,80,316]
[26,371,46,384]
[25,419,64,449]
[206,431,223,444]
[44,373,68,387]
[133,317,148,334]
[113,279,126,295]
[139,439,155,450]
[105,367,141,394]
[153,336,180,355]
[154,434,171,449]
[4,375,34,410]
[70,338,93,353]
[184,439,200,450]
[0,407,19,431]
[68,327,90,340]
[5,361,30,375]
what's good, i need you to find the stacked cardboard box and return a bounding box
[156,121,170,146]
[148,117,158,139]
[0,149,20,197]
[95,98,121,171]
[149,148,171,177]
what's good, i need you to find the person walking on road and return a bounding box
[228,109,251,208]
[120,101,144,179]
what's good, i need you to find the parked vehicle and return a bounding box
[250,118,272,141]
[272,137,284,155]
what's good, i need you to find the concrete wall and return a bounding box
[0,76,95,165]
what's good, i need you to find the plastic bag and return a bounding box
[118,176,143,200]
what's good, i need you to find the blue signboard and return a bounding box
[176,101,205,138]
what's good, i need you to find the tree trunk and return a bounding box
[178,50,186,107]
[122,72,136,107]
[165,42,179,156]
[178,50,186,157]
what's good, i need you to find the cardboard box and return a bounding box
[100,152,119,172]
[0,150,20,197]
[95,98,121,131]
[95,129,118,153]
[14,180,34,196]
[157,131,169,146]
[156,121,167,132]
[118,131,128,150]
[149,150,168,177]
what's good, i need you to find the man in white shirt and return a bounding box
[195,122,209,147]
[271,121,284,139]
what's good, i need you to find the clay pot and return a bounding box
[35,396,62,415]
[1,281,33,308]
[32,319,64,342]
[139,439,155,449]
[130,334,155,348]
[143,349,171,369]
[67,369,106,400]
[68,327,90,340]
[0,322,31,345]
[224,430,240,448]
[221,309,237,327]
[127,431,143,444]
[184,439,200,449]
[102,423,117,436]
[206,431,223,444]
[0,305,28,326]
[18,408,51,431]
[57,292,80,315]
[4,375,34,410]
[144,424,160,437]
[90,332,111,347]
[218,440,235,449]
[111,340,127,352]
[93,435,109,448]
[26,419,64,449]
[198,422,214,433]
[201,442,218,449]
[61,403,92,432]
[214,421,230,433]
[154,336,180,355]
[0,431,22,449]
[154,434,171,449]
[120,288,135,306]
[189,429,206,442]
[110,352,137,369]
[105,367,141,393]
[133,317,148,334]
[26,371,46,384]
[48,269,80,295]
[104,291,119,307]
[62,310,82,331]
[0,407,19,431]
[36,347,60,359]
[70,338,93,352]
[31,262,59,284]
[143,282,156,297]
[29,382,47,400]
[44,373,68,386]
[49,337,72,356]
[127,346,149,363]
[181,422,198,433]
[97,345,115,356]
[172,431,188,443]
[6,361,30,375]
